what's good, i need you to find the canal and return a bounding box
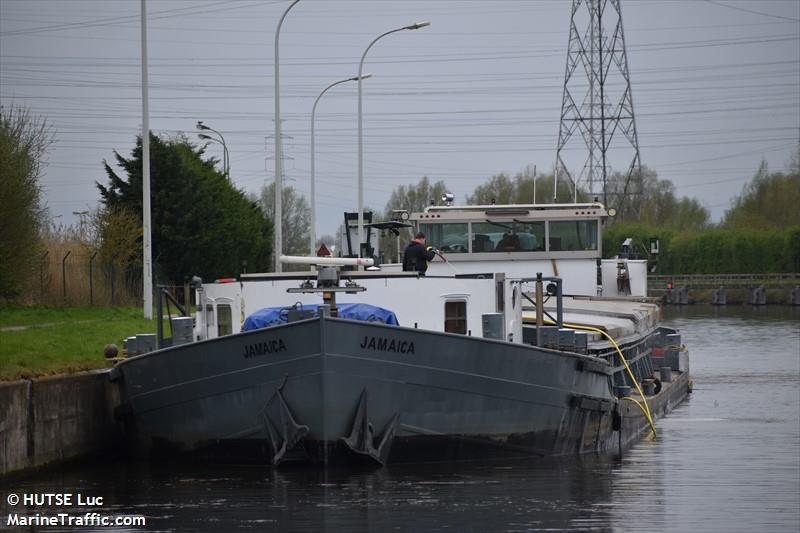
[1,305,798,532]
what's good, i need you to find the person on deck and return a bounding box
[496,232,521,252]
[402,232,436,275]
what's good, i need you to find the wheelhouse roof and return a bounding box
[411,203,608,221]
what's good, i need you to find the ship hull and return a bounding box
[111,316,688,465]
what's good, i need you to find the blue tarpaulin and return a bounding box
[242,303,399,331]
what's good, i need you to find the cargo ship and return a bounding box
[111,202,690,466]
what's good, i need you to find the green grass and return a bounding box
[0,306,170,381]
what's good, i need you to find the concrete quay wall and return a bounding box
[0,370,122,477]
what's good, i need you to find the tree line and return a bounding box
[603,157,800,274]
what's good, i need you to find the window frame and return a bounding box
[413,217,602,261]
[444,299,468,335]
[217,303,233,337]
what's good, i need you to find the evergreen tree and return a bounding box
[97,133,272,283]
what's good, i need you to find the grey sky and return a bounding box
[1,0,798,235]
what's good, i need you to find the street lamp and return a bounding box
[196,121,229,178]
[310,73,372,256]
[357,21,430,257]
[198,133,225,172]
[274,0,300,272]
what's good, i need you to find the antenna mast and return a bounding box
[554,0,642,212]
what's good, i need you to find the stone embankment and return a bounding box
[0,371,122,477]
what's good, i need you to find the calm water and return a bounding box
[2,306,798,532]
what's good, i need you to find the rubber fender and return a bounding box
[652,377,662,395]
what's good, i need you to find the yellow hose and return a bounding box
[529,316,658,439]
[620,397,657,439]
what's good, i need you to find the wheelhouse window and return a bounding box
[471,221,545,252]
[548,220,598,251]
[217,304,233,336]
[444,301,467,334]
[419,223,469,253]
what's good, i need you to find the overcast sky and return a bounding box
[2,0,798,234]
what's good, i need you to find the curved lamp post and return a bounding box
[197,121,229,178]
[357,21,430,257]
[274,0,300,272]
[310,73,371,256]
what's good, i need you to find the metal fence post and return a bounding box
[40,251,49,304]
[110,254,117,306]
[89,252,98,305]
[61,251,71,303]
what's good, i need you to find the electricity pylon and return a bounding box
[554,0,642,211]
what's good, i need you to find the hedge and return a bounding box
[602,223,800,274]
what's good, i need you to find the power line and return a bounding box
[704,0,800,23]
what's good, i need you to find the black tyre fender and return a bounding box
[652,377,662,395]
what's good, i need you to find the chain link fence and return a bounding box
[34,247,143,306]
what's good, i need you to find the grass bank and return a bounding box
[0,306,166,381]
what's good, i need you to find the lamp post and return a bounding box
[310,74,371,256]
[140,0,153,319]
[357,21,429,258]
[196,121,229,178]
[274,0,300,272]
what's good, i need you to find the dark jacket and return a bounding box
[402,241,436,273]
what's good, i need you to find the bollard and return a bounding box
[659,366,672,383]
[642,379,656,396]
[750,285,766,305]
[791,286,800,306]
[678,286,689,305]
[615,385,631,398]
[665,333,682,370]
[711,286,726,305]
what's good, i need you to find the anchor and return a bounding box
[260,375,309,466]
[340,389,399,465]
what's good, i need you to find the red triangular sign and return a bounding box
[316,243,331,257]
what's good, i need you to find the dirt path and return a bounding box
[0,319,105,332]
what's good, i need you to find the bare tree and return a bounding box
[384,176,450,217]
[259,183,311,257]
